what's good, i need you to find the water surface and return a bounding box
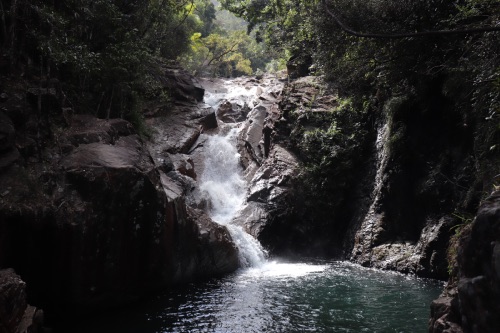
[69,260,442,333]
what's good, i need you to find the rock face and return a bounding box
[0,67,238,319]
[196,76,299,247]
[429,191,500,333]
[0,269,44,333]
[245,75,487,282]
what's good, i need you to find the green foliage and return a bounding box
[180,30,252,76]
[221,0,318,56]
[179,2,274,77]
[2,0,208,129]
[287,99,370,199]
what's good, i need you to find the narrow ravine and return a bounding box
[65,76,444,333]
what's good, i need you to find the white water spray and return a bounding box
[199,127,267,267]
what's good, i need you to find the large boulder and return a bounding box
[161,66,205,103]
[145,68,216,160]
[234,144,299,241]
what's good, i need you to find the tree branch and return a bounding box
[206,42,239,67]
[322,0,500,39]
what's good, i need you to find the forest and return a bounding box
[1,0,498,139]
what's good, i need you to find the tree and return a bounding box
[180,30,253,76]
[0,0,206,126]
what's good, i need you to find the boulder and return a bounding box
[234,144,299,239]
[162,66,204,103]
[286,54,313,79]
[146,103,216,162]
[166,154,197,180]
[216,100,249,123]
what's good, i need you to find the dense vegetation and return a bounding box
[222,0,499,189]
[0,0,274,130]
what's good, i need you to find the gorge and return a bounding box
[0,1,499,332]
[2,65,497,332]
[60,73,443,333]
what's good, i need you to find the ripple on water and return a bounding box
[63,261,443,333]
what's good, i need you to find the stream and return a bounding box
[67,76,443,333]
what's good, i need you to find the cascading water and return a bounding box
[199,103,267,268]
[66,76,444,333]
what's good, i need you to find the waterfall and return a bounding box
[199,126,267,267]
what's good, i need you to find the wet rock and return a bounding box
[235,144,298,239]
[217,100,249,123]
[351,217,451,277]
[166,154,197,180]
[238,105,267,165]
[185,208,239,276]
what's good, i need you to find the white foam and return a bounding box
[199,127,267,267]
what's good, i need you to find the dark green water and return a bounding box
[68,261,443,333]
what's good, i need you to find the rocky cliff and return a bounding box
[243,75,498,283]
[0,67,238,324]
[429,191,500,333]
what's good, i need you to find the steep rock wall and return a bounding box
[429,191,500,333]
[0,68,238,320]
[253,75,498,282]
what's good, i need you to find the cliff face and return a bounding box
[0,68,238,321]
[430,191,500,333]
[251,75,498,282]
